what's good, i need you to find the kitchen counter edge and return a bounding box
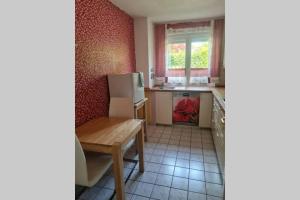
[145,86,225,111]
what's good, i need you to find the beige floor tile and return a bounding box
[162,156,176,166]
[189,169,205,181]
[204,163,220,173]
[205,172,223,184]
[159,164,175,175]
[150,185,170,200]
[174,167,190,178]
[176,158,190,168]
[206,183,224,197]
[134,182,154,198]
[188,179,206,194]
[190,161,205,171]
[131,194,149,200]
[172,177,189,190]
[138,171,158,184]
[188,192,206,200]
[125,180,139,193]
[155,174,172,187]
[169,188,188,200]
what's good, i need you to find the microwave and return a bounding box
[108,72,145,103]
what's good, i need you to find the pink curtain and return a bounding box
[155,24,166,77]
[210,19,225,77]
[165,21,210,78]
[167,21,210,29]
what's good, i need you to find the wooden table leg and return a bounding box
[134,107,138,118]
[137,124,145,172]
[112,143,125,200]
[142,102,148,142]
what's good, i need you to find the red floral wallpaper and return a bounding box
[75,0,136,127]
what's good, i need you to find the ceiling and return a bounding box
[110,0,225,23]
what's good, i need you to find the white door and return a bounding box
[155,92,172,125]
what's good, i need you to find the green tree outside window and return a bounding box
[168,42,209,69]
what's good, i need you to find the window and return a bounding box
[166,27,211,85]
[167,42,186,79]
[168,43,186,70]
[191,41,209,69]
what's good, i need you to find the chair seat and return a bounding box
[85,152,113,187]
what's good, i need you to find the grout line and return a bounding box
[129,125,222,200]
[187,125,192,197]
[200,128,209,196]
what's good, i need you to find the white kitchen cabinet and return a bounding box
[199,93,213,128]
[155,92,172,125]
[211,97,225,182]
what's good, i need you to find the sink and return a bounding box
[161,86,175,90]
[154,85,175,90]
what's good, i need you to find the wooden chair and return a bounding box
[109,97,135,118]
[109,97,136,152]
[75,135,112,187]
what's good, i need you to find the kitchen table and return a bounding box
[76,117,145,200]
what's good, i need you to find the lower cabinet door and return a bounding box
[199,93,213,128]
[155,92,173,125]
[212,97,225,181]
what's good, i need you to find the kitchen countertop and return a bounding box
[145,86,225,110]
[146,86,211,92]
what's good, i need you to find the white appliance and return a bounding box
[108,73,145,103]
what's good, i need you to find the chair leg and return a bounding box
[75,185,86,200]
[135,137,138,155]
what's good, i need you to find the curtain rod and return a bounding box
[155,16,225,25]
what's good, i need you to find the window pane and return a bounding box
[166,43,186,78]
[190,41,209,78]
[167,43,186,69]
[191,41,209,68]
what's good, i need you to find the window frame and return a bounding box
[166,32,211,85]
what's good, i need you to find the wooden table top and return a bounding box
[76,117,142,147]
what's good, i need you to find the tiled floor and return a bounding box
[76,125,224,200]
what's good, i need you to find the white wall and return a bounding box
[147,18,155,87]
[134,17,155,87]
[134,17,149,86]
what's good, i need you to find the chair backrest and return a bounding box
[109,97,135,118]
[75,135,88,186]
